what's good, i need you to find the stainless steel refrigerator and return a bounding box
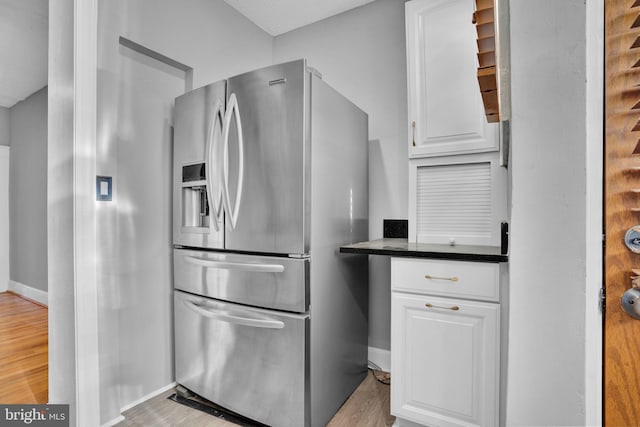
[172,59,369,427]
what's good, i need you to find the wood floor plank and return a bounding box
[0,292,48,404]
[328,371,395,427]
[117,370,394,426]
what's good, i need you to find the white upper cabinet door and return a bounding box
[406,0,499,158]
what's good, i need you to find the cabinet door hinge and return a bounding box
[600,287,606,313]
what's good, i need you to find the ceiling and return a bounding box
[0,0,48,109]
[222,0,376,36]
[0,0,374,109]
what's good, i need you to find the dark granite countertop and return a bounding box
[339,238,508,263]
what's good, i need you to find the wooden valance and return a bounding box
[473,0,499,122]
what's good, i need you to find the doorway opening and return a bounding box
[0,0,49,404]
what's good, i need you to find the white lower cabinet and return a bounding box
[391,258,500,427]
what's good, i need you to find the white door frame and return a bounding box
[0,146,9,293]
[73,0,100,424]
[585,0,604,425]
[48,0,100,425]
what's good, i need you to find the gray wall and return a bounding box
[273,0,408,351]
[0,107,9,146]
[508,0,588,424]
[96,0,273,423]
[9,86,47,292]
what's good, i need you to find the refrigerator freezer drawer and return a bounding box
[174,290,309,427]
[174,248,309,313]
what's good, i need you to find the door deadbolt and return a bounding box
[622,288,640,319]
[624,226,640,253]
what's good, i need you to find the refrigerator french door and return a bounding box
[173,60,308,254]
[173,79,226,249]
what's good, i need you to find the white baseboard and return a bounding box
[368,346,391,373]
[8,280,48,306]
[120,381,177,413]
[100,415,125,427]
[393,417,425,427]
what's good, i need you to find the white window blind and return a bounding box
[416,162,492,245]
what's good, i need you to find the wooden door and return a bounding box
[604,1,640,425]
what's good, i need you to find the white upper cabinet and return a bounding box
[406,0,499,158]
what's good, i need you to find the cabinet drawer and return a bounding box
[391,258,499,302]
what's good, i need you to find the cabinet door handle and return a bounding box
[424,274,459,282]
[425,303,460,311]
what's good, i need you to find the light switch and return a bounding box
[96,176,112,201]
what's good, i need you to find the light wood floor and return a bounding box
[117,370,394,427]
[0,291,48,404]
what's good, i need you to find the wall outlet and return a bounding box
[383,219,408,239]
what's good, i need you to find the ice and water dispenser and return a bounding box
[181,163,210,229]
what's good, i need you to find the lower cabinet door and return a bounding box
[391,293,500,427]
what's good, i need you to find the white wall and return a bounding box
[508,0,589,425]
[96,0,273,424]
[0,107,9,146]
[9,87,48,293]
[0,146,9,292]
[105,0,274,89]
[273,0,408,351]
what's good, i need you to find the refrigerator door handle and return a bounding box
[221,92,244,230]
[182,299,285,329]
[184,255,285,273]
[205,100,225,231]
